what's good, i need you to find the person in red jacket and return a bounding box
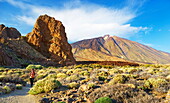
[30,69,35,87]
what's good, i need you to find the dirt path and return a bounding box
[0,85,40,103]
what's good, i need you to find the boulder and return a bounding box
[26,14,75,66]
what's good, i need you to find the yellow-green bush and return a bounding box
[37,69,46,74]
[88,83,96,89]
[26,64,43,70]
[73,69,82,73]
[147,68,160,74]
[66,75,80,82]
[66,69,74,75]
[28,77,62,95]
[127,68,138,74]
[98,71,109,77]
[80,78,90,84]
[46,74,58,79]
[3,86,11,93]
[144,78,168,89]
[109,74,128,85]
[57,73,67,79]
[68,82,80,89]
[80,71,90,76]
[109,69,123,74]
[16,84,22,90]
[35,74,47,81]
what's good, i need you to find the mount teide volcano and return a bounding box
[71,35,170,64]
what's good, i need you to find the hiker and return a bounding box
[30,69,35,87]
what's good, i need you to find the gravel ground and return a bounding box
[0,85,40,103]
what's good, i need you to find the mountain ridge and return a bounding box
[71,35,170,64]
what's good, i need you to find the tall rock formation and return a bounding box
[72,35,170,64]
[0,24,21,39]
[26,14,75,65]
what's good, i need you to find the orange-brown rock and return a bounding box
[26,14,75,66]
[0,24,21,39]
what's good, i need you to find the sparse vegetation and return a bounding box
[0,63,169,102]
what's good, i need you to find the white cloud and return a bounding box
[3,0,31,9]
[4,0,148,42]
[17,16,35,25]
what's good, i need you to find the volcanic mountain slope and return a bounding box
[71,35,170,64]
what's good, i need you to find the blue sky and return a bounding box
[0,0,170,53]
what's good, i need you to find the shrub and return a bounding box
[98,71,109,77]
[94,97,113,103]
[98,76,106,81]
[109,69,123,74]
[57,73,67,79]
[88,84,161,103]
[66,75,80,82]
[48,66,59,69]
[109,74,128,85]
[0,75,26,85]
[80,71,90,76]
[44,79,62,93]
[28,77,62,95]
[68,82,79,89]
[73,69,82,73]
[88,83,96,89]
[37,69,46,74]
[144,78,168,89]
[35,74,47,81]
[66,70,74,75]
[26,64,43,70]
[16,84,22,90]
[46,74,57,79]
[57,102,65,103]
[80,78,90,84]
[75,64,83,68]
[3,86,11,94]
[166,75,170,79]
[127,68,138,74]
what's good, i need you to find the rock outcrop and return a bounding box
[0,47,14,66]
[26,14,75,66]
[0,24,21,39]
[0,15,75,67]
[0,24,21,66]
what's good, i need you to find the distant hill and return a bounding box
[71,35,170,64]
